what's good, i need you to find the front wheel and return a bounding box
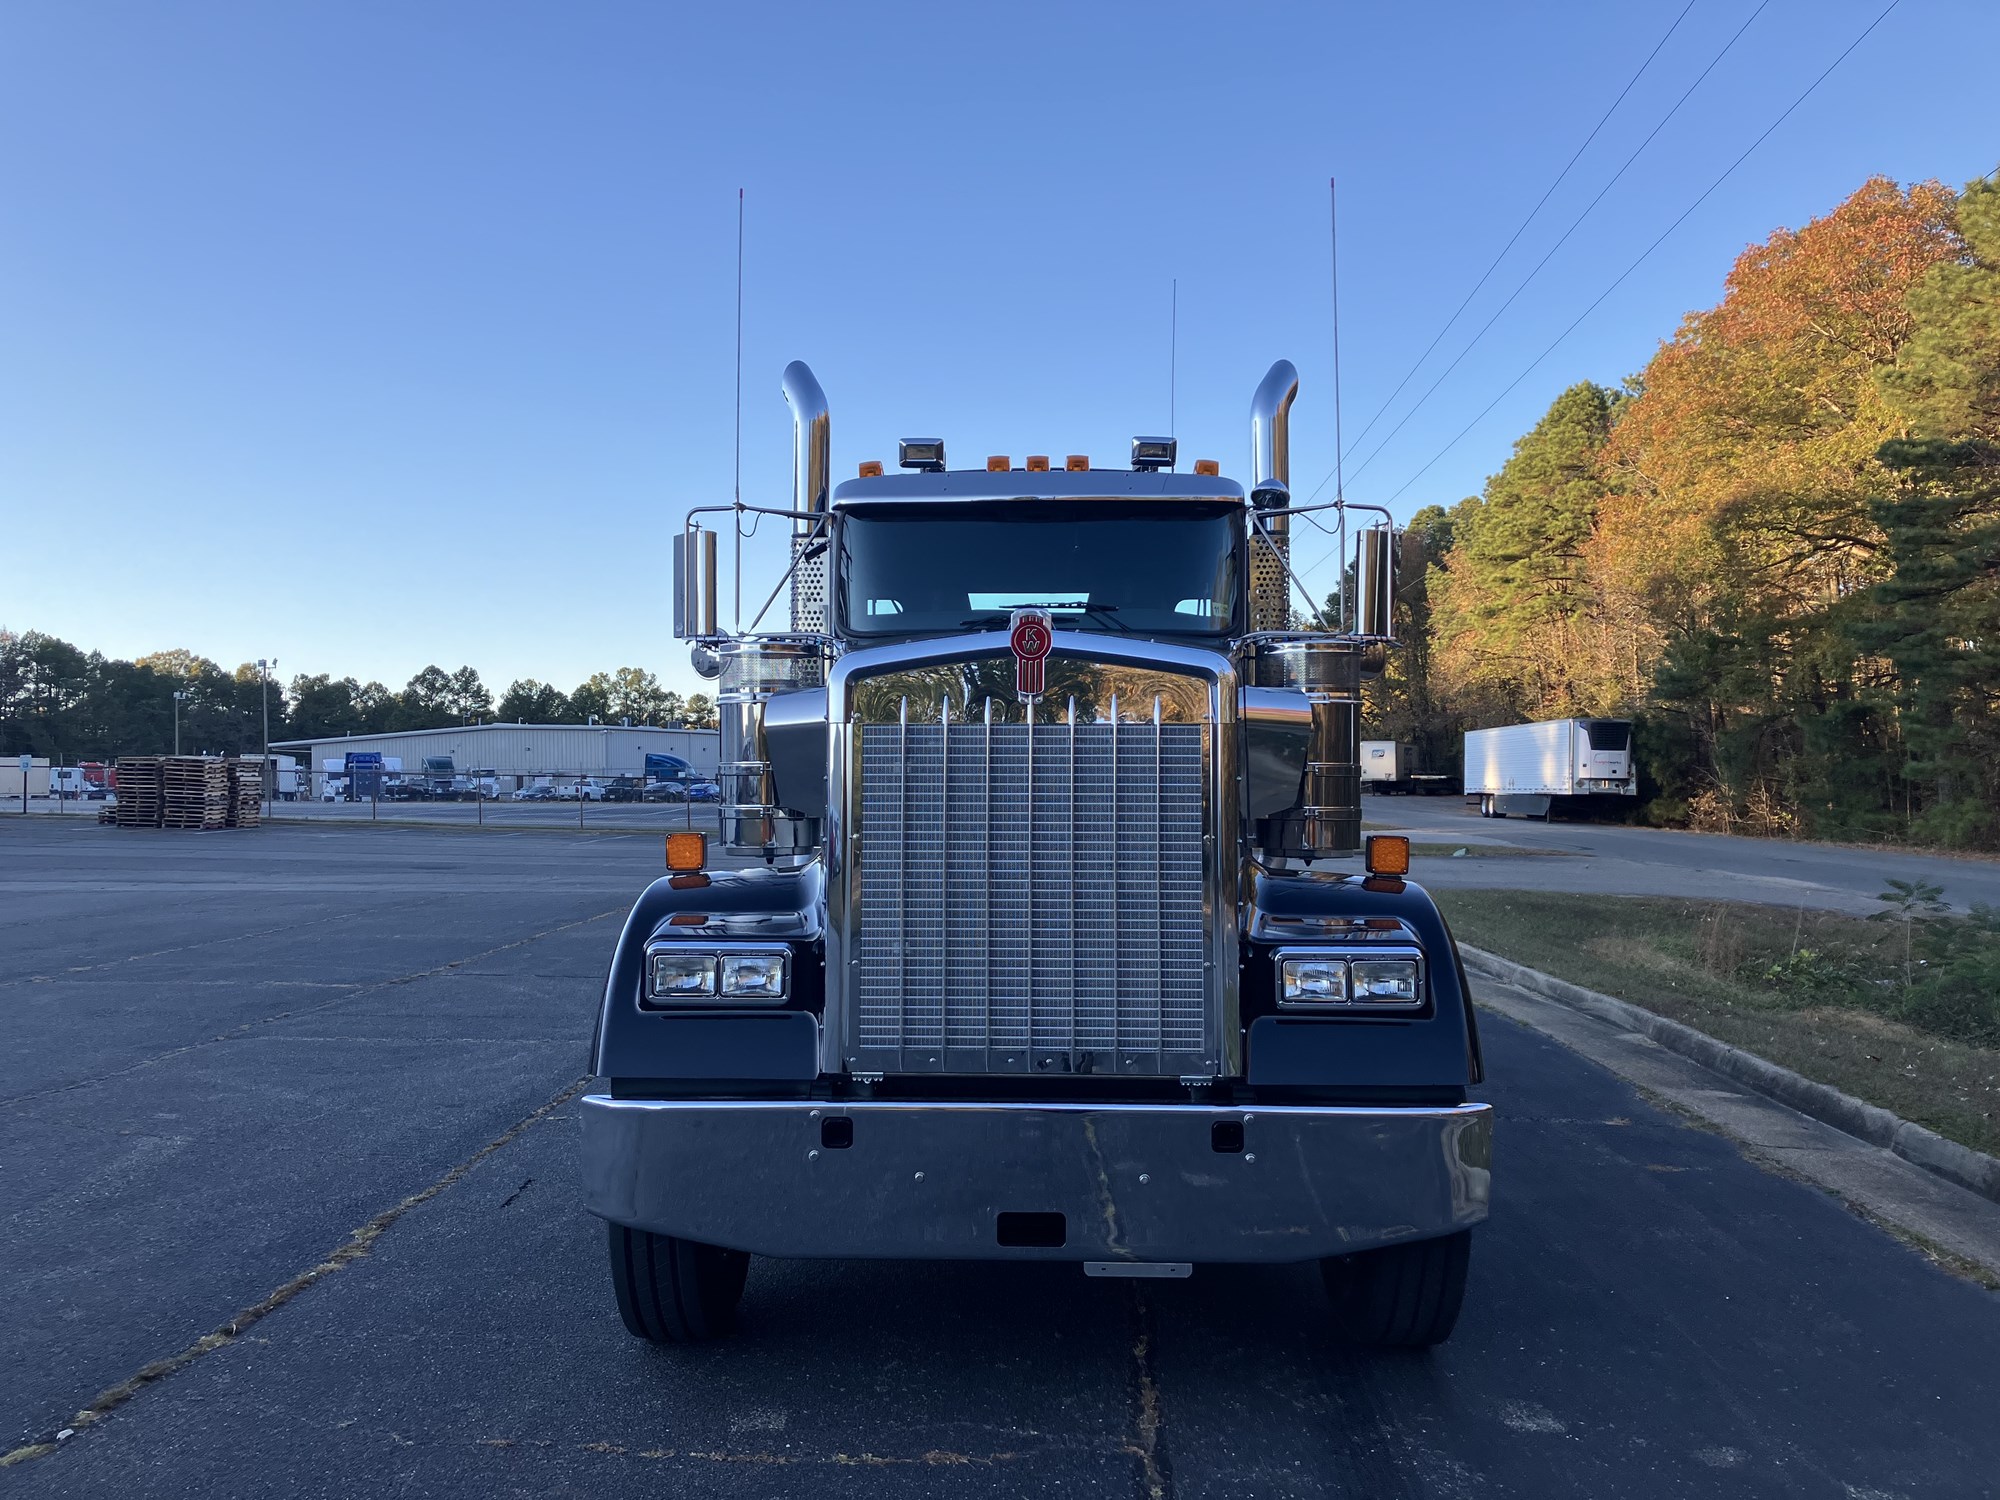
[1321,1230,1471,1348]
[606,1222,750,1343]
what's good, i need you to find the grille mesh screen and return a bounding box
[855,719,1208,1073]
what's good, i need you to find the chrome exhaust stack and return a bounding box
[1243,359,1361,859]
[1248,360,1298,633]
[782,360,831,632]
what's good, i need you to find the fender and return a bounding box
[1240,866,1483,1097]
[591,861,825,1089]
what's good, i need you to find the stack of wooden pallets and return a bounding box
[113,757,164,828]
[226,759,263,828]
[161,757,230,830]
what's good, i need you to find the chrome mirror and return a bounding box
[1356,527,1396,639]
[673,528,718,640]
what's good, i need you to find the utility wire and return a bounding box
[1332,0,1901,542]
[1313,0,1696,501]
[1299,0,1766,512]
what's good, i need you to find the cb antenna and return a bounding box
[1330,176,1348,630]
[733,187,744,629]
[1169,277,1178,448]
[1330,177,1345,507]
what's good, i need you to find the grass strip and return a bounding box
[1437,890,2000,1159]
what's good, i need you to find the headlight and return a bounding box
[648,952,716,999]
[1351,959,1421,1004]
[721,951,788,998]
[1280,956,1348,1004]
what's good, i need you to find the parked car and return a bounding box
[684,780,721,803]
[602,776,645,803]
[381,778,429,802]
[642,779,688,802]
[515,784,556,802]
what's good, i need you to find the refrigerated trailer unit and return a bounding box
[1463,718,1635,819]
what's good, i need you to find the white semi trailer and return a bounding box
[1464,718,1635,819]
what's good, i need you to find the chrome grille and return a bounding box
[854,709,1209,1075]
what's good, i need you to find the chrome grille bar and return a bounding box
[854,700,1209,1075]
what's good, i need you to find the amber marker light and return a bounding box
[1193,458,1220,476]
[1025,455,1050,472]
[1365,834,1411,877]
[1066,455,1090,471]
[857,460,884,477]
[665,830,708,872]
[987,455,1012,472]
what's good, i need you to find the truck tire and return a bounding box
[606,1222,750,1343]
[1321,1230,1470,1348]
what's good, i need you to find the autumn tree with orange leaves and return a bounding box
[1414,172,2000,845]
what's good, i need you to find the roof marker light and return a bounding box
[1066,455,1090,472]
[857,460,884,478]
[1193,458,1220,476]
[1025,455,1050,472]
[987,455,1011,472]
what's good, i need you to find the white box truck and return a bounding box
[1360,740,1453,795]
[1464,718,1635,819]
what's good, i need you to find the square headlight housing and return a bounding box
[643,945,790,1007]
[1279,954,1349,1005]
[648,951,716,1000]
[1350,958,1422,1005]
[1274,949,1425,1010]
[720,950,788,999]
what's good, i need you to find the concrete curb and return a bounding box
[1459,943,2000,1208]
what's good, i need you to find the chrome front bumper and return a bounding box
[579,1096,1491,1263]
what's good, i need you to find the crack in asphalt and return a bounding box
[0,1077,589,1469]
[1126,1284,1172,1500]
[0,908,619,1111]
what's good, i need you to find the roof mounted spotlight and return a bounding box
[1130,436,1177,472]
[898,438,946,473]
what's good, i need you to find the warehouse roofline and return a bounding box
[270,721,717,750]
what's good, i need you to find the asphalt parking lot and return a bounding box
[4,818,1996,1498]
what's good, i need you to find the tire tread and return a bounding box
[1322,1230,1471,1347]
[607,1223,748,1343]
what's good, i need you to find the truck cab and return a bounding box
[582,361,1491,1347]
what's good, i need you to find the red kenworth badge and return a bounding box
[1009,608,1054,704]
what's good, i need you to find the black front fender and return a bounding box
[590,861,825,1085]
[1242,867,1483,1094]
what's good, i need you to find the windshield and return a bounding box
[836,501,1240,639]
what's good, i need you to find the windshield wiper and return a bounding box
[1065,603,1130,631]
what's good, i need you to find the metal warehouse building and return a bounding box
[271,722,719,793]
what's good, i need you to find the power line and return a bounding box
[1311,0,1697,503]
[1348,0,1901,535]
[1300,0,1768,512]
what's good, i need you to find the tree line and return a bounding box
[1366,171,2000,849]
[0,635,716,762]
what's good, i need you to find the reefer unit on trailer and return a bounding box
[1463,718,1635,819]
[581,358,1491,1351]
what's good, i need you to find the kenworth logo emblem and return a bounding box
[1009,608,1054,704]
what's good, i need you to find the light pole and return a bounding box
[173,691,188,756]
[259,658,276,809]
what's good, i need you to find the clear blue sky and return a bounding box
[4,1,1994,700]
